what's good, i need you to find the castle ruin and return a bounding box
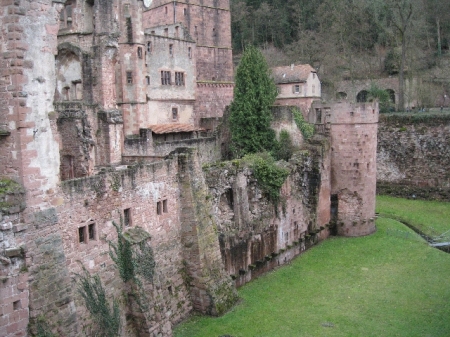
[0,1,378,336]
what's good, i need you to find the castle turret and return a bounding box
[312,101,378,237]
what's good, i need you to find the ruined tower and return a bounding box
[311,101,378,237]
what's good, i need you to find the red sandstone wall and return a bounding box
[57,160,192,335]
[194,83,233,124]
[327,102,379,236]
[274,97,317,118]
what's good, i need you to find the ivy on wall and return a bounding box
[242,153,290,204]
[292,108,314,140]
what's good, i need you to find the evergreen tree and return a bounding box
[229,46,278,158]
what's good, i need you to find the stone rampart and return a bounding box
[377,114,450,200]
[204,137,331,287]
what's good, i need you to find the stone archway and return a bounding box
[386,89,396,104]
[356,90,368,103]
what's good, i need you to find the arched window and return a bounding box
[357,90,369,103]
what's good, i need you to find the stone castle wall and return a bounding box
[205,136,331,287]
[377,114,450,200]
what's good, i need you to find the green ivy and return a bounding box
[77,268,121,337]
[291,108,314,140]
[274,130,294,161]
[109,221,135,283]
[243,153,289,204]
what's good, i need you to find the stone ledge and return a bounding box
[0,128,11,136]
[5,247,22,257]
[12,223,27,233]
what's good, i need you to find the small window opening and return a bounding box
[175,26,179,38]
[161,71,171,85]
[172,108,178,120]
[124,208,131,227]
[164,28,168,37]
[183,8,187,15]
[175,72,184,86]
[147,41,152,53]
[169,44,173,56]
[88,223,95,240]
[126,17,133,42]
[163,199,168,213]
[126,71,133,84]
[188,47,192,59]
[146,76,150,85]
[165,6,168,14]
[294,85,300,93]
[78,226,86,243]
[63,86,70,101]
[168,286,173,294]
[284,232,289,242]
[157,201,162,215]
[137,47,142,58]
[13,300,21,311]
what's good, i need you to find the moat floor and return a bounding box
[175,206,450,337]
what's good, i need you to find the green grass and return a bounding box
[376,195,450,237]
[175,216,450,337]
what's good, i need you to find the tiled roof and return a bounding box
[148,123,205,134]
[272,64,316,84]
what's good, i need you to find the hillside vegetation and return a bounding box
[231,0,450,107]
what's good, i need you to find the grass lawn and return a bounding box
[174,199,450,337]
[376,195,450,237]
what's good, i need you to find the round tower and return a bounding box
[326,101,379,236]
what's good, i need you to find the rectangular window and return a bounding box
[147,41,152,53]
[161,71,171,85]
[163,199,168,213]
[294,85,300,93]
[169,44,173,56]
[126,17,133,43]
[78,226,86,243]
[175,26,179,38]
[137,47,142,59]
[172,108,178,120]
[184,8,187,15]
[164,28,168,37]
[175,72,184,86]
[188,47,192,59]
[146,76,150,85]
[157,201,162,215]
[124,208,131,227]
[88,223,95,240]
[126,71,133,84]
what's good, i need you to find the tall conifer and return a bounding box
[229,46,278,158]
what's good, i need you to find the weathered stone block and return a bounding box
[12,223,27,233]
[5,247,22,257]
[0,222,12,230]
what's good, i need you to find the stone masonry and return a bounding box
[0,0,380,336]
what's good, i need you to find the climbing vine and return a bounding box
[77,267,121,337]
[292,108,315,140]
[242,153,289,205]
[109,220,156,284]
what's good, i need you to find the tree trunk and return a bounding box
[437,17,441,58]
[398,31,406,111]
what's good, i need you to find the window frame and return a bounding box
[161,70,171,85]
